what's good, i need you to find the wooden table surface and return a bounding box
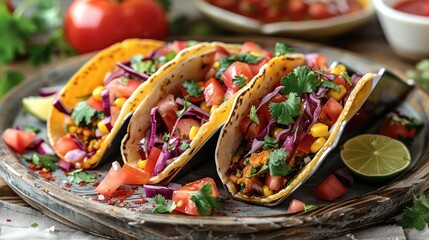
[0,17,418,207]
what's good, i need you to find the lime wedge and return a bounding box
[22,95,55,121]
[340,134,411,182]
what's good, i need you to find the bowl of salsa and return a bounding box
[192,0,374,38]
[373,0,429,60]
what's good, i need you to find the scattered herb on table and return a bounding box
[190,183,222,216]
[31,153,58,171]
[66,169,96,184]
[406,59,429,91]
[401,193,429,230]
[153,194,176,214]
[31,223,38,228]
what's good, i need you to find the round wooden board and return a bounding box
[1,37,429,239]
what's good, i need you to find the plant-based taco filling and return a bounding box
[226,57,363,198]
[53,41,195,167]
[136,42,293,177]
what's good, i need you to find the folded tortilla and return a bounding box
[47,39,166,169]
[215,55,376,206]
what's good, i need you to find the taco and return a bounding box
[121,41,295,185]
[215,54,377,206]
[47,39,195,169]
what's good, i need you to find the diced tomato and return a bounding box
[265,173,284,192]
[109,105,120,126]
[333,76,351,90]
[309,55,328,70]
[240,42,272,58]
[313,174,348,201]
[286,199,307,214]
[248,55,270,75]
[156,94,179,131]
[122,163,150,185]
[213,45,231,62]
[296,134,316,154]
[179,81,205,103]
[309,3,334,19]
[53,136,80,157]
[239,114,267,139]
[203,78,226,107]
[222,62,254,92]
[95,161,126,197]
[105,78,141,99]
[379,118,417,140]
[286,0,308,21]
[2,128,36,154]
[145,147,162,177]
[317,111,334,127]
[322,98,343,122]
[172,177,219,216]
[174,118,201,139]
[86,96,104,111]
[167,41,187,53]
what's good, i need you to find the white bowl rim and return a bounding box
[373,0,429,24]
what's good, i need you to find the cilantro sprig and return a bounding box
[268,149,291,177]
[66,169,96,184]
[269,92,302,125]
[176,97,191,117]
[263,135,278,150]
[274,42,294,57]
[249,105,260,124]
[71,101,102,126]
[401,193,429,230]
[153,194,176,214]
[232,76,247,89]
[190,183,222,216]
[182,80,203,97]
[215,53,262,79]
[280,66,319,95]
[31,153,59,171]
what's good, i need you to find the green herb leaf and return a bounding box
[180,141,190,151]
[157,50,176,65]
[268,149,291,176]
[153,194,176,214]
[31,154,58,171]
[401,193,429,230]
[248,105,260,124]
[269,92,302,125]
[22,125,40,133]
[66,169,96,184]
[340,72,352,85]
[162,133,170,142]
[31,223,39,228]
[71,101,99,125]
[263,135,278,150]
[304,204,317,212]
[281,66,318,95]
[176,97,191,117]
[190,183,222,216]
[182,80,203,97]
[274,42,294,57]
[30,0,62,33]
[249,164,268,177]
[321,80,341,92]
[232,76,247,89]
[0,69,24,99]
[392,114,423,130]
[215,53,262,79]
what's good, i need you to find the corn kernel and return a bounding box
[311,137,327,153]
[97,120,109,135]
[213,61,220,68]
[80,161,91,169]
[273,128,283,139]
[68,126,77,134]
[92,86,104,101]
[114,97,127,108]
[249,51,262,57]
[188,126,200,140]
[262,185,273,197]
[137,159,147,169]
[328,85,347,101]
[330,64,347,75]
[200,101,210,112]
[210,104,219,114]
[310,123,330,138]
[83,129,92,137]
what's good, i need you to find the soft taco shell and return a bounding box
[47,39,165,169]
[215,55,377,206]
[121,42,249,185]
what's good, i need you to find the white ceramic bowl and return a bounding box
[373,0,429,60]
[192,0,374,39]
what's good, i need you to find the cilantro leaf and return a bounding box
[30,0,62,33]
[157,51,176,65]
[162,133,170,142]
[71,101,99,125]
[190,183,222,216]
[0,69,24,99]
[31,154,59,171]
[131,55,156,75]
[232,76,247,89]
[304,204,317,212]
[340,72,352,85]
[180,141,190,151]
[248,105,260,124]
[153,194,176,214]
[281,66,319,95]
[249,164,268,177]
[321,80,340,92]
[274,42,294,57]
[269,92,301,125]
[66,169,96,184]
[31,223,39,228]
[263,135,278,150]
[401,193,429,230]
[182,80,203,97]
[215,53,262,79]
[268,149,291,176]
[176,97,191,117]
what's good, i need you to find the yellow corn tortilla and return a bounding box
[47,39,165,169]
[215,54,377,206]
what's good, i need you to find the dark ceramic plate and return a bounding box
[0,37,428,239]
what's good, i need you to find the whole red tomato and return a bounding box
[64,0,168,54]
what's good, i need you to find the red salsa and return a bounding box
[393,0,429,17]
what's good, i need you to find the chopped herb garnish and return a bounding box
[401,193,429,230]
[31,153,58,171]
[340,72,352,85]
[176,97,191,117]
[153,194,176,214]
[304,204,317,212]
[180,141,190,151]
[119,77,129,85]
[249,164,268,177]
[31,223,39,228]
[71,101,98,125]
[268,148,291,177]
[66,169,96,184]
[281,66,319,95]
[263,135,278,150]
[321,80,341,92]
[269,92,301,125]
[190,183,222,216]
[158,50,176,65]
[215,53,263,79]
[232,76,247,89]
[274,42,294,57]
[182,80,203,97]
[131,55,156,75]
[162,133,170,142]
[248,105,260,124]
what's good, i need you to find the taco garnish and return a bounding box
[121,41,297,185]
[47,39,196,169]
[215,54,377,206]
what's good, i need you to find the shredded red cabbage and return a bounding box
[52,94,71,115]
[37,142,55,155]
[39,86,61,97]
[256,86,284,110]
[143,184,174,199]
[58,159,71,172]
[70,135,85,151]
[147,107,158,155]
[64,149,86,163]
[104,68,126,85]
[117,61,150,81]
